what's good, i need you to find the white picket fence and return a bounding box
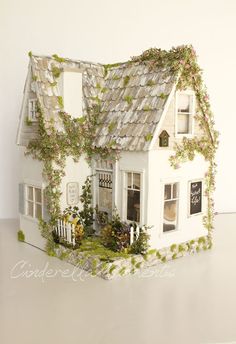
[54,220,145,247]
[130,225,145,245]
[54,219,76,246]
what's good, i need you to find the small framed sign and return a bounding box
[189,180,202,215]
[66,182,79,206]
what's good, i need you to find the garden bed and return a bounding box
[51,235,212,280]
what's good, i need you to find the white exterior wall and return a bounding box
[19,147,46,250]
[147,150,208,249]
[60,155,91,211]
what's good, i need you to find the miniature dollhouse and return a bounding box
[16,46,217,259]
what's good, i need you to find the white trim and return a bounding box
[16,62,32,145]
[148,74,180,150]
[121,169,145,225]
[188,178,204,217]
[175,89,195,138]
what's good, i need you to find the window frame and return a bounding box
[122,170,144,225]
[24,184,43,220]
[162,181,180,234]
[28,98,38,122]
[175,90,195,138]
[188,179,204,217]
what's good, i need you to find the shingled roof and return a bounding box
[18,52,179,150]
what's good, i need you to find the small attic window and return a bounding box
[60,71,83,118]
[28,99,37,121]
[159,130,170,147]
[176,92,195,135]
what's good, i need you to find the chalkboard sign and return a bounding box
[190,181,202,215]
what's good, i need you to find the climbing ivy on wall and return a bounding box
[131,45,219,241]
[26,46,218,251]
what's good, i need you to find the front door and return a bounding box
[96,170,113,223]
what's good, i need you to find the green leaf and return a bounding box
[145,133,153,142]
[52,54,66,63]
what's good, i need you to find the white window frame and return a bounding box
[175,90,195,138]
[122,170,144,225]
[162,181,180,234]
[188,179,203,217]
[24,184,43,220]
[28,99,38,122]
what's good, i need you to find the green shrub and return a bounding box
[17,230,25,242]
[130,229,150,255]
[198,236,206,244]
[170,244,177,252]
[100,224,117,251]
[119,267,126,276]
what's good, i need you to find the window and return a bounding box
[176,92,194,135]
[25,185,42,219]
[126,172,141,222]
[163,183,179,232]
[62,71,82,118]
[189,181,202,215]
[28,99,37,121]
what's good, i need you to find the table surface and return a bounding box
[1,214,236,344]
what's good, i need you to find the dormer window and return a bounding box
[176,92,195,135]
[28,99,37,122]
[60,71,82,118]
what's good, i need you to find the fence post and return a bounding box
[136,225,140,240]
[130,226,134,245]
[67,223,71,243]
[72,224,75,246]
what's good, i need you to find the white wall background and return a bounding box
[0,0,235,218]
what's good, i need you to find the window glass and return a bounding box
[133,173,140,190]
[178,114,190,134]
[163,183,179,233]
[27,201,34,217]
[173,183,179,199]
[164,184,171,200]
[127,190,140,222]
[35,188,42,203]
[28,186,33,201]
[127,173,132,188]
[35,204,42,219]
[178,94,191,112]
[126,172,141,222]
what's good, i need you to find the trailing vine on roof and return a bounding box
[26,46,218,250]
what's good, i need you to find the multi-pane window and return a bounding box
[28,99,37,121]
[177,93,194,134]
[25,186,42,219]
[163,183,179,232]
[126,172,141,222]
